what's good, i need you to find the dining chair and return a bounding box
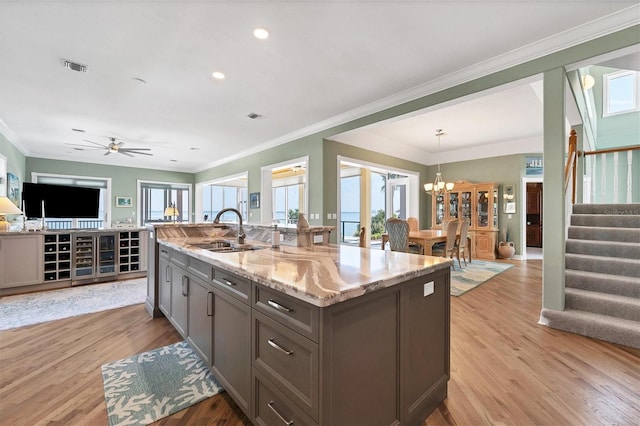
[432,219,460,268]
[455,219,470,266]
[385,218,423,254]
[407,216,419,232]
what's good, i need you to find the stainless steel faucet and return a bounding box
[213,208,246,245]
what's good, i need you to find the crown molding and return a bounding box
[0,118,30,156]
[197,5,639,172]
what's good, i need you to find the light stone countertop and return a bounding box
[159,236,452,307]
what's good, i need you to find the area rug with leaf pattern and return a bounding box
[450,259,513,296]
[101,341,223,425]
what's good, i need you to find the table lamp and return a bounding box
[164,203,180,223]
[0,196,23,232]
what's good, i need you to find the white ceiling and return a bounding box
[0,2,638,173]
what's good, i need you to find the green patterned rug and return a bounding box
[101,341,223,425]
[450,260,513,296]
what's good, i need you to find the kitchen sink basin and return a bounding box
[190,240,266,253]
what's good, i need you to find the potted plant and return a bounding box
[498,227,515,259]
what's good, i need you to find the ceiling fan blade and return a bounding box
[65,143,104,150]
[119,147,151,152]
[82,139,109,149]
[119,151,134,157]
[121,150,153,156]
[103,151,111,156]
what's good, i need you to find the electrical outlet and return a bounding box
[423,281,434,297]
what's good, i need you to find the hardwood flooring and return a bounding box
[1,260,638,425]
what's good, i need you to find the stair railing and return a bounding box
[564,129,639,204]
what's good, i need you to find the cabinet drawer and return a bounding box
[253,310,318,419]
[188,256,213,281]
[253,368,317,426]
[212,267,251,304]
[254,284,319,342]
[170,249,188,268]
[159,245,171,260]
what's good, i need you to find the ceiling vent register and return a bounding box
[62,59,88,73]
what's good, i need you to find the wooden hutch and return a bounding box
[431,180,499,259]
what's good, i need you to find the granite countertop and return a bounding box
[159,236,452,307]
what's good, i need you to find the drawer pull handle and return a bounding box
[267,401,294,425]
[268,338,293,355]
[222,278,236,287]
[268,299,293,313]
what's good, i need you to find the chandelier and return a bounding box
[424,129,454,196]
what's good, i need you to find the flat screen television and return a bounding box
[22,182,101,219]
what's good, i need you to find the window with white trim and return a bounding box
[139,181,191,224]
[603,70,640,117]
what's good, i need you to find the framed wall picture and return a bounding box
[250,192,260,209]
[7,172,19,206]
[116,196,132,207]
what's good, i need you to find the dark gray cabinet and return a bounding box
[158,248,171,317]
[210,284,252,415]
[187,275,213,365]
[154,243,450,425]
[170,258,189,338]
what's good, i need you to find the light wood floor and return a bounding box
[1,260,638,425]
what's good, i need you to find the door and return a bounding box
[386,177,409,219]
[526,183,543,248]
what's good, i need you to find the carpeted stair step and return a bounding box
[572,203,640,215]
[565,288,640,321]
[570,214,640,228]
[565,239,640,259]
[540,308,640,349]
[565,253,640,278]
[565,269,640,298]
[567,226,640,243]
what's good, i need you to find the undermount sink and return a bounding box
[190,240,266,253]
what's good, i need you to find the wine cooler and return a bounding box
[72,232,117,284]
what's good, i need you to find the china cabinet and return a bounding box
[431,181,499,259]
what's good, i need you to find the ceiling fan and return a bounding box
[67,137,153,157]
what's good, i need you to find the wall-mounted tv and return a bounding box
[22,182,101,219]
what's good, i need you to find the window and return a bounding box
[32,173,110,229]
[139,181,191,224]
[603,70,639,117]
[202,184,247,222]
[273,183,303,226]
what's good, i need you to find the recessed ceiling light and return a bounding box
[253,28,269,40]
[190,147,200,151]
[132,77,147,84]
[170,159,178,162]
[212,71,225,80]
[247,112,262,119]
[71,128,85,133]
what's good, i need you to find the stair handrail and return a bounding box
[564,130,578,204]
[581,144,640,157]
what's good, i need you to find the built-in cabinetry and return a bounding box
[156,243,450,425]
[43,233,71,282]
[0,229,148,294]
[0,234,44,288]
[118,231,143,273]
[432,181,499,259]
[526,183,542,247]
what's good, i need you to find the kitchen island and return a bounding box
[150,225,451,425]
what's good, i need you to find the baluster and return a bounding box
[613,151,619,203]
[627,150,633,203]
[601,153,606,203]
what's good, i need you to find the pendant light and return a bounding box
[424,129,454,196]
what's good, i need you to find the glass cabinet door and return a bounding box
[448,191,459,220]
[461,191,472,226]
[476,190,490,228]
[435,193,445,227]
[492,188,499,228]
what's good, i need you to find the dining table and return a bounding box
[381,229,471,260]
